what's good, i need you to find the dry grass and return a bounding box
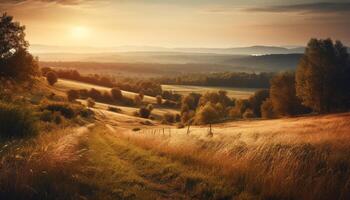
[0,126,91,200]
[113,112,350,200]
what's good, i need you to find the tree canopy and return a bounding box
[0,13,38,81]
[296,38,350,113]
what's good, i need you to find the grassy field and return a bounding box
[2,79,350,200]
[162,84,260,99]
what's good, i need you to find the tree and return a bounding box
[111,87,123,101]
[87,98,95,108]
[270,72,304,117]
[139,107,151,118]
[195,102,219,135]
[156,95,163,105]
[249,89,269,117]
[0,13,38,81]
[261,98,274,119]
[46,71,58,86]
[296,38,350,113]
[67,90,79,102]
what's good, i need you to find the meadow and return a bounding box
[162,84,260,99]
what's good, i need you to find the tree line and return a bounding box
[155,72,274,88]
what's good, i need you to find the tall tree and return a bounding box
[296,38,350,113]
[0,13,37,80]
[270,72,304,116]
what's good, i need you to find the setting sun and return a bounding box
[71,26,89,39]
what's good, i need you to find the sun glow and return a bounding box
[71,26,89,39]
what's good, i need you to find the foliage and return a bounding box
[0,102,38,139]
[243,109,255,119]
[270,72,305,116]
[43,103,76,119]
[157,72,274,88]
[261,98,274,119]
[67,89,79,102]
[87,98,95,108]
[162,113,175,124]
[0,14,38,81]
[296,38,350,113]
[249,89,269,117]
[156,95,162,105]
[139,107,151,118]
[46,71,58,86]
[111,87,123,101]
[194,103,219,125]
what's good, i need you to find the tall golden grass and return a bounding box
[115,113,350,200]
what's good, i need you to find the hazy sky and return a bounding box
[1,0,350,48]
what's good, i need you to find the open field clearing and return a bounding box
[56,79,157,103]
[162,84,260,99]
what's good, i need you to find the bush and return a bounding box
[261,98,274,119]
[243,109,255,119]
[134,95,142,106]
[111,87,123,101]
[87,98,95,108]
[139,107,151,118]
[46,71,58,86]
[0,102,38,139]
[67,90,79,102]
[79,108,94,118]
[108,106,122,113]
[176,123,185,129]
[163,113,175,124]
[43,103,76,119]
[39,110,62,124]
[156,95,162,105]
[147,104,154,111]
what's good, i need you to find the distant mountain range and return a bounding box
[29,44,306,55]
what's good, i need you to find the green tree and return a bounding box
[195,102,219,135]
[270,72,304,116]
[249,89,269,117]
[296,38,350,113]
[46,71,58,86]
[111,87,123,101]
[0,13,38,80]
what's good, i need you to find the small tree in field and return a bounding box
[156,95,162,105]
[87,98,95,108]
[139,107,151,118]
[46,71,58,86]
[111,87,123,101]
[195,102,219,136]
[67,89,79,102]
[261,98,274,119]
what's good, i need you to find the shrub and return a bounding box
[147,104,154,111]
[79,108,94,118]
[108,106,121,113]
[44,103,76,119]
[87,98,95,108]
[175,113,181,122]
[0,102,38,139]
[88,89,102,101]
[111,87,123,101]
[67,90,79,102]
[156,95,162,105]
[134,95,142,106]
[163,113,175,124]
[243,109,255,119]
[261,98,274,119]
[39,110,62,124]
[176,123,185,129]
[139,107,151,118]
[46,71,58,86]
[163,100,177,108]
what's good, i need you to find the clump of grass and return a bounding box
[0,102,38,139]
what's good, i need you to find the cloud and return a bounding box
[245,2,350,14]
[0,0,92,6]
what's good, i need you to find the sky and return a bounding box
[1,0,350,48]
